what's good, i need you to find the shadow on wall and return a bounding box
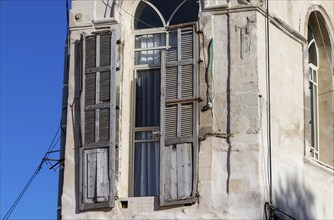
[274,175,315,219]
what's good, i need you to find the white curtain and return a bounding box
[134,70,160,196]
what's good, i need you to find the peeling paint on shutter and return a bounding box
[160,25,199,206]
[79,30,117,211]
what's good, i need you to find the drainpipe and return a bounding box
[265,0,274,218]
[57,1,70,219]
[57,38,69,220]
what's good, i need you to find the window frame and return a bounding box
[130,30,171,197]
[130,0,200,201]
[309,63,319,160]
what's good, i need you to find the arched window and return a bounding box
[134,0,199,29]
[307,11,333,167]
[308,27,319,160]
[132,0,200,206]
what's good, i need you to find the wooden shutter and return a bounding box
[160,25,199,206]
[79,30,117,210]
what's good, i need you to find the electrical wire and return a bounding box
[2,126,61,220]
[265,0,273,206]
[46,126,61,154]
[2,161,44,220]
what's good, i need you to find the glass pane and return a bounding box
[135,70,161,127]
[308,29,313,44]
[135,34,166,49]
[135,50,161,65]
[135,131,153,140]
[170,0,199,25]
[312,70,317,83]
[308,42,317,66]
[310,82,318,151]
[149,0,183,22]
[134,142,160,196]
[169,31,177,47]
[135,1,163,29]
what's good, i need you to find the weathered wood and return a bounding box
[85,102,110,111]
[192,28,199,200]
[166,59,193,67]
[166,22,196,31]
[165,136,193,146]
[96,149,109,202]
[84,141,110,149]
[159,50,167,206]
[165,145,177,200]
[79,36,86,211]
[108,29,117,208]
[163,197,196,206]
[85,66,111,74]
[160,25,199,207]
[176,143,192,198]
[95,35,101,143]
[177,28,182,138]
[84,149,109,203]
[79,31,116,210]
[166,97,200,105]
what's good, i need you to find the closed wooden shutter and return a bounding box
[160,25,199,206]
[79,31,117,210]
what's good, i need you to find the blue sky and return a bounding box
[1,1,67,219]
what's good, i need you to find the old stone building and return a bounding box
[58,0,334,219]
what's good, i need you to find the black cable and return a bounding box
[264,202,269,220]
[275,208,296,220]
[49,136,61,153]
[3,161,43,220]
[46,126,61,154]
[2,126,61,220]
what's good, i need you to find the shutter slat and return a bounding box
[180,104,193,137]
[181,65,193,98]
[85,74,96,106]
[85,110,95,144]
[100,34,111,66]
[166,48,177,62]
[165,105,177,139]
[166,67,178,100]
[100,71,110,102]
[99,108,110,141]
[85,36,96,69]
[181,29,193,60]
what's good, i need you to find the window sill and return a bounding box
[119,196,158,211]
[304,157,334,173]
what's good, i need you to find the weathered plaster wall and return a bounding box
[256,1,334,219]
[60,0,334,219]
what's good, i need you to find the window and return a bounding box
[132,0,200,206]
[308,28,319,160]
[307,11,333,167]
